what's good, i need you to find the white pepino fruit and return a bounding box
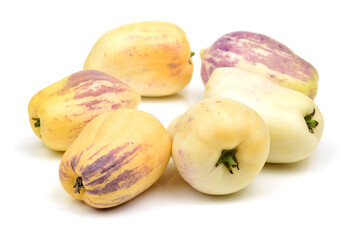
[167,98,270,195]
[205,67,324,163]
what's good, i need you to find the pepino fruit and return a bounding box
[59,109,171,208]
[28,70,140,151]
[205,67,324,163]
[167,98,270,195]
[84,21,194,97]
[200,31,319,99]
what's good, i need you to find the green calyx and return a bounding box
[32,118,40,128]
[188,51,195,65]
[73,177,84,194]
[304,109,319,134]
[215,148,239,174]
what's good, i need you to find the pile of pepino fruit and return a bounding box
[28,21,324,208]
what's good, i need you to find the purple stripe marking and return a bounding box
[59,70,132,98]
[70,151,83,172]
[86,170,132,195]
[202,31,317,84]
[84,194,131,207]
[88,145,108,160]
[168,63,180,69]
[111,104,121,110]
[77,99,104,110]
[86,165,151,195]
[59,169,68,181]
[81,143,130,179]
[111,194,131,202]
[74,85,126,99]
[66,70,120,89]
[85,145,142,186]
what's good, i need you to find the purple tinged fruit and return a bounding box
[86,166,150,195]
[77,99,104,110]
[65,70,120,89]
[111,104,121,110]
[84,194,132,207]
[49,70,140,124]
[85,146,142,186]
[75,143,149,195]
[167,63,180,69]
[60,142,149,197]
[81,143,131,179]
[200,31,318,98]
[59,70,130,99]
[74,84,126,99]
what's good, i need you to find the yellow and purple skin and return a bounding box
[59,109,171,208]
[28,70,141,151]
[200,31,319,99]
[83,21,194,97]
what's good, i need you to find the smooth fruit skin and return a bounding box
[59,109,171,208]
[28,70,141,151]
[168,98,270,195]
[200,31,319,99]
[205,67,324,163]
[84,21,194,97]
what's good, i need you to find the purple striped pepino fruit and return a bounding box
[59,109,171,208]
[28,70,141,151]
[200,31,319,99]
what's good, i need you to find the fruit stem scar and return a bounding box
[189,51,195,65]
[304,109,319,134]
[73,176,84,194]
[32,118,40,128]
[215,148,239,174]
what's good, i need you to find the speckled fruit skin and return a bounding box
[59,109,171,208]
[200,31,319,99]
[84,21,194,97]
[28,70,141,151]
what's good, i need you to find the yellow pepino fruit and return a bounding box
[83,21,194,97]
[59,109,171,208]
[28,70,141,151]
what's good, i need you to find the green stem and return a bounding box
[215,148,239,174]
[32,118,40,128]
[73,177,84,194]
[188,51,195,65]
[304,109,319,134]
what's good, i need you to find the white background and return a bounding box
[1,0,359,239]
